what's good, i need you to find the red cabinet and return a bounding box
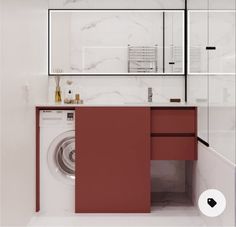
[151,107,197,160]
[36,106,197,213]
[75,107,151,213]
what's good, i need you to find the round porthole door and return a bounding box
[47,130,75,185]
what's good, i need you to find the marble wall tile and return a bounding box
[188,0,235,10]
[49,0,185,9]
[51,10,184,74]
[48,76,185,104]
[69,11,163,74]
[188,11,236,74]
[50,0,235,10]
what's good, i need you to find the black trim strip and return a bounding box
[197,137,210,147]
[48,10,50,76]
[163,12,165,74]
[184,0,188,102]
[151,133,195,137]
[49,9,186,11]
[206,46,216,50]
[48,73,186,77]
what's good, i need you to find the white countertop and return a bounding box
[36,102,197,107]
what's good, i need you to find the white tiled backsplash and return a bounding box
[48,76,185,104]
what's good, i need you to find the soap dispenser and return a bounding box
[64,80,75,104]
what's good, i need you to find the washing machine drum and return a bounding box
[48,130,75,185]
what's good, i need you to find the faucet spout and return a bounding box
[148,87,153,103]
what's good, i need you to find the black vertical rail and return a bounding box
[163,12,165,74]
[48,9,50,75]
[184,0,188,102]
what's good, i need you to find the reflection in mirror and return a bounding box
[49,10,184,75]
[188,10,236,74]
[164,11,184,73]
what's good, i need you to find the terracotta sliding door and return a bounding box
[75,107,150,213]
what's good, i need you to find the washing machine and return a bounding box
[40,110,75,214]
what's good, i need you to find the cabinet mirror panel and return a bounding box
[164,11,184,74]
[188,10,236,74]
[49,10,184,75]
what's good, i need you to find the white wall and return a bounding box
[0,0,3,225]
[0,0,48,226]
[192,143,236,226]
[49,0,185,9]
[188,0,235,10]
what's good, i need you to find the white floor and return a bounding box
[28,206,207,227]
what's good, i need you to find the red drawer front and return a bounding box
[151,137,197,160]
[151,108,196,133]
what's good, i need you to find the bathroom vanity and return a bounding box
[36,104,197,213]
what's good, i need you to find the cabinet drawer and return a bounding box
[151,137,197,160]
[151,108,196,133]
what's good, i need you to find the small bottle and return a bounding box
[75,93,80,104]
[55,86,62,103]
[54,76,62,103]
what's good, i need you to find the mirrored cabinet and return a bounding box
[49,10,185,75]
[188,10,236,74]
[164,11,184,74]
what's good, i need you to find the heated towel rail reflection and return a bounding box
[128,45,158,73]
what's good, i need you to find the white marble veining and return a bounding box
[48,76,185,105]
[50,10,184,74]
[188,10,235,74]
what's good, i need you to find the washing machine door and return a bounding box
[47,130,75,185]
